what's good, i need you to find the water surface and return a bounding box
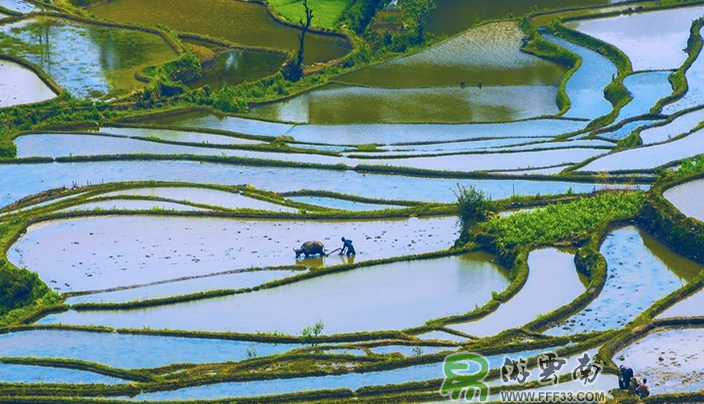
[615,328,704,394]
[90,0,351,63]
[339,22,565,88]
[10,215,459,291]
[0,329,299,368]
[640,108,704,144]
[567,6,704,71]
[664,179,704,223]
[546,226,702,335]
[39,253,511,335]
[662,26,704,115]
[0,160,625,208]
[98,126,265,145]
[0,17,178,99]
[616,71,673,121]
[0,60,56,107]
[0,363,124,384]
[248,83,561,124]
[188,49,286,90]
[450,248,586,337]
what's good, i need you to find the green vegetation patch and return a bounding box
[267,0,354,29]
[482,191,646,249]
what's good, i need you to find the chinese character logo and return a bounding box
[537,352,567,385]
[572,353,602,385]
[501,356,529,385]
[440,352,490,402]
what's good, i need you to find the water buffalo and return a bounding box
[294,240,327,258]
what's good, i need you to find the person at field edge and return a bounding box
[619,365,634,389]
[635,378,650,398]
[340,237,355,256]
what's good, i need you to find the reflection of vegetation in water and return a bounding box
[339,21,567,88]
[91,0,352,64]
[0,17,177,99]
[426,0,618,36]
[188,50,286,91]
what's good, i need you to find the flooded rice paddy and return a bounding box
[580,128,704,172]
[664,179,704,223]
[0,363,124,384]
[248,83,561,124]
[450,248,586,337]
[0,329,300,368]
[39,253,511,334]
[566,6,704,71]
[0,160,617,208]
[640,108,704,145]
[0,0,36,13]
[188,49,286,91]
[90,0,351,64]
[617,71,673,121]
[615,328,704,394]
[97,126,266,145]
[0,17,178,99]
[546,226,702,335]
[9,215,459,291]
[662,25,704,115]
[338,22,566,88]
[60,199,210,213]
[0,59,56,107]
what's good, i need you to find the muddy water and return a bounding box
[99,187,297,212]
[188,49,286,91]
[0,363,124,384]
[541,33,616,120]
[579,127,704,172]
[640,109,704,145]
[0,329,300,368]
[39,253,511,335]
[90,0,351,64]
[616,71,673,121]
[427,0,621,36]
[0,60,56,107]
[450,248,586,337]
[67,269,303,304]
[566,6,704,71]
[663,26,704,115]
[247,83,560,124]
[615,328,704,394]
[9,215,459,292]
[0,17,178,99]
[98,127,265,145]
[0,160,624,208]
[288,196,397,211]
[546,226,702,335]
[664,179,704,223]
[338,22,566,88]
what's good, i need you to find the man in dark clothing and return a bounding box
[340,237,355,256]
[619,365,634,389]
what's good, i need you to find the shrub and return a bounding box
[455,184,493,227]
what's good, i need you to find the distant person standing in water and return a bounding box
[340,237,355,256]
[635,378,650,398]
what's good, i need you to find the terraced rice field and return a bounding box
[3,1,704,403]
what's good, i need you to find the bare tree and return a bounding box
[284,0,314,81]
